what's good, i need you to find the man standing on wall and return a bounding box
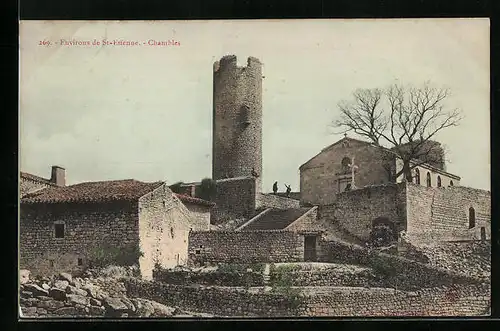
[273,181,278,194]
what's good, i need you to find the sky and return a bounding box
[19,19,490,192]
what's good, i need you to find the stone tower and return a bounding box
[212,55,263,192]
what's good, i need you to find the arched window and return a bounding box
[414,168,420,185]
[469,207,476,229]
[437,176,442,187]
[341,157,351,173]
[426,172,431,187]
[450,180,454,187]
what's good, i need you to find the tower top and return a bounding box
[213,55,262,72]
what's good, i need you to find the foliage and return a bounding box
[332,82,462,181]
[169,182,184,194]
[370,224,395,248]
[268,264,302,309]
[88,242,144,268]
[195,178,217,201]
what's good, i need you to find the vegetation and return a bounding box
[169,182,184,194]
[332,82,462,182]
[268,264,302,309]
[88,242,144,268]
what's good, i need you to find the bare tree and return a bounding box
[332,82,463,182]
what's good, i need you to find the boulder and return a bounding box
[103,297,129,316]
[37,295,52,301]
[24,284,49,297]
[21,306,38,317]
[38,299,65,311]
[66,285,88,296]
[149,300,176,317]
[89,305,106,316]
[58,272,73,283]
[131,298,154,317]
[120,297,136,313]
[53,307,78,316]
[49,288,67,301]
[20,291,33,298]
[36,307,48,315]
[20,270,30,285]
[53,280,70,290]
[90,298,102,306]
[82,284,100,298]
[41,283,51,291]
[66,294,90,306]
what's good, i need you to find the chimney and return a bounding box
[50,166,66,186]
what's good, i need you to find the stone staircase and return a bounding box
[241,208,312,230]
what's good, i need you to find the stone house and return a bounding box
[175,193,215,231]
[20,179,209,280]
[20,166,66,197]
[299,136,461,206]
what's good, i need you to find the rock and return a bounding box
[20,269,30,285]
[41,283,51,291]
[58,272,73,283]
[49,288,67,301]
[103,297,129,315]
[149,300,176,317]
[66,285,88,296]
[21,306,38,317]
[82,284,99,298]
[89,305,105,316]
[131,298,154,317]
[36,307,48,315]
[90,298,101,306]
[53,307,78,316]
[53,280,70,290]
[120,297,136,313]
[20,291,33,298]
[66,294,90,306]
[38,299,65,311]
[37,295,52,301]
[24,284,49,297]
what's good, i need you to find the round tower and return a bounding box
[212,55,263,192]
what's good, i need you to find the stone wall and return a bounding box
[285,207,320,232]
[212,55,263,193]
[211,177,257,222]
[188,230,304,265]
[184,203,211,231]
[138,185,192,279]
[406,184,491,242]
[256,193,300,210]
[20,202,140,277]
[301,284,490,316]
[332,183,407,240]
[318,239,487,290]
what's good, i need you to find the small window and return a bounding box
[414,168,420,185]
[426,172,432,187]
[341,157,351,173]
[195,249,201,254]
[170,227,175,238]
[480,227,486,241]
[54,223,65,238]
[450,180,454,187]
[469,207,476,229]
[437,176,442,187]
[77,258,83,266]
[49,260,54,267]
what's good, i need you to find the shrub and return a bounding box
[195,178,217,201]
[88,242,144,268]
[169,182,184,194]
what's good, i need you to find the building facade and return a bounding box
[299,137,461,206]
[20,179,201,279]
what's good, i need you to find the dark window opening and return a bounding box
[480,227,486,241]
[469,207,476,229]
[54,223,65,238]
[450,180,454,186]
[415,168,420,185]
[77,258,83,266]
[437,176,442,187]
[426,172,432,187]
[170,227,175,238]
[341,157,351,173]
[49,260,54,267]
[195,249,201,254]
[344,183,352,191]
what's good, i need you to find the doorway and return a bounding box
[304,235,317,262]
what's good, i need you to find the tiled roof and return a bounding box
[20,172,57,186]
[21,179,164,204]
[242,208,311,231]
[175,194,215,207]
